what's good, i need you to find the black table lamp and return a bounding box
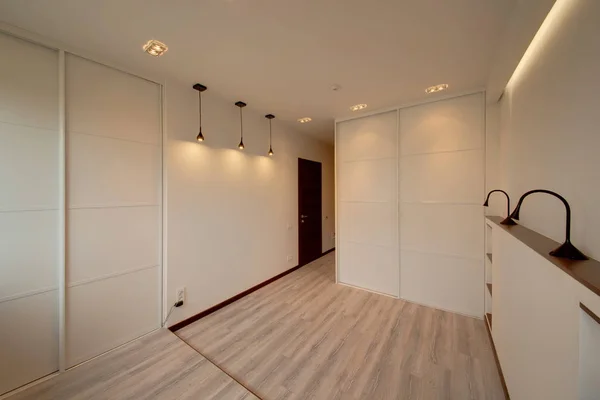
[509,189,588,260]
[483,190,517,225]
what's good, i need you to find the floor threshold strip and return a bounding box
[176,335,264,400]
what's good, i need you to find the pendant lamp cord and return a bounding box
[239,107,243,141]
[198,91,202,128]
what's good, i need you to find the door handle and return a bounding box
[301,215,308,218]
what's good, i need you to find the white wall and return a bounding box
[488,3,600,396]
[165,80,335,326]
[484,102,506,218]
[486,0,557,102]
[497,0,600,261]
[336,111,399,297]
[0,33,59,395]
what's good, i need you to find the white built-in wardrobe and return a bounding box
[0,32,162,395]
[336,93,485,317]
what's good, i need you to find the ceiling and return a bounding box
[0,0,517,142]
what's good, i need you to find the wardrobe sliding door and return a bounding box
[336,111,399,297]
[65,55,161,367]
[0,33,59,395]
[399,93,485,317]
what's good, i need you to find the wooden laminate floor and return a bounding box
[8,329,257,400]
[177,252,505,400]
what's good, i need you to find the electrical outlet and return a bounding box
[287,255,293,262]
[176,287,186,304]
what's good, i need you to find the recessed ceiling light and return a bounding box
[350,104,368,111]
[297,117,312,123]
[425,84,449,94]
[143,40,168,57]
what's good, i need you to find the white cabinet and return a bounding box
[487,218,600,400]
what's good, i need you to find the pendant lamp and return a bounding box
[265,114,275,156]
[235,101,246,150]
[193,83,207,142]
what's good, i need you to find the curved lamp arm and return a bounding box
[483,189,516,225]
[509,189,587,260]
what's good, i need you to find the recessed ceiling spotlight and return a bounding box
[143,40,168,57]
[350,104,368,111]
[297,117,312,123]
[425,83,449,94]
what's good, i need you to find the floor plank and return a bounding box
[177,252,505,400]
[8,329,257,400]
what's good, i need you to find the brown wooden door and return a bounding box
[298,158,322,266]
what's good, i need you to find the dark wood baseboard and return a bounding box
[484,317,510,399]
[169,248,335,332]
[322,247,335,256]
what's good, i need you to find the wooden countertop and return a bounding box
[487,216,600,297]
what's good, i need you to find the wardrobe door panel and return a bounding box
[0,32,59,395]
[65,55,161,367]
[336,111,399,297]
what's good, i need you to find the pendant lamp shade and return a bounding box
[265,114,275,156]
[235,101,247,150]
[193,83,207,142]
